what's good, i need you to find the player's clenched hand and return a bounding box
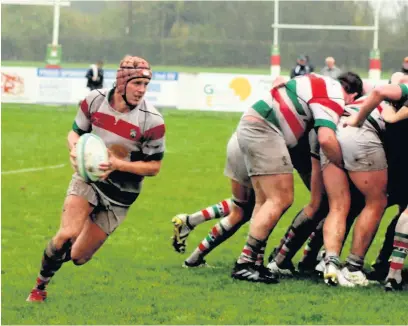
[342,115,363,128]
[69,144,78,172]
[381,107,397,123]
[99,150,121,180]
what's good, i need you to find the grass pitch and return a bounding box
[1,103,407,325]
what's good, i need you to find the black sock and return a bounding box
[36,239,71,289]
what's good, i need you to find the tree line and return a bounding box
[1,1,407,72]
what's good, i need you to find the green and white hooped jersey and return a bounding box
[400,83,408,102]
[345,95,388,134]
[246,74,345,148]
[73,88,165,206]
[390,83,408,110]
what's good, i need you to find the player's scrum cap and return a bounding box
[116,55,152,95]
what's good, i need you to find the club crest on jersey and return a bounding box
[130,129,137,138]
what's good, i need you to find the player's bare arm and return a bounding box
[99,151,162,180]
[382,105,408,123]
[67,130,81,171]
[344,85,403,127]
[67,130,80,150]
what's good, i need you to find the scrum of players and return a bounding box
[172,70,408,292]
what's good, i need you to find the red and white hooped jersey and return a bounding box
[73,88,165,206]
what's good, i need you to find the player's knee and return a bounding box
[305,199,322,217]
[265,193,293,212]
[72,255,91,266]
[329,199,350,214]
[228,205,245,224]
[54,229,75,249]
[232,196,249,214]
[55,223,83,246]
[265,195,292,215]
[232,194,249,209]
[233,191,257,222]
[366,193,387,210]
[44,238,72,262]
[72,258,86,266]
[377,195,388,210]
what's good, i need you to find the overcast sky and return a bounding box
[3,0,407,18]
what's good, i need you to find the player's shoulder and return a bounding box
[83,88,110,112]
[321,75,343,94]
[298,73,342,95]
[86,88,109,101]
[298,73,339,86]
[139,99,164,122]
[313,73,341,85]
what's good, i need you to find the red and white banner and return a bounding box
[1,67,38,103]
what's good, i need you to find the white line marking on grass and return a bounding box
[2,164,66,175]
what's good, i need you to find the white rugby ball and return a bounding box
[76,133,108,182]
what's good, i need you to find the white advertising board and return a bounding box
[35,68,178,107]
[36,68,84,104]
[1,67,38,103]
[136,71,179,108]
[181,73,276,112]
[1,67,392,111]
[178,73,391,112]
